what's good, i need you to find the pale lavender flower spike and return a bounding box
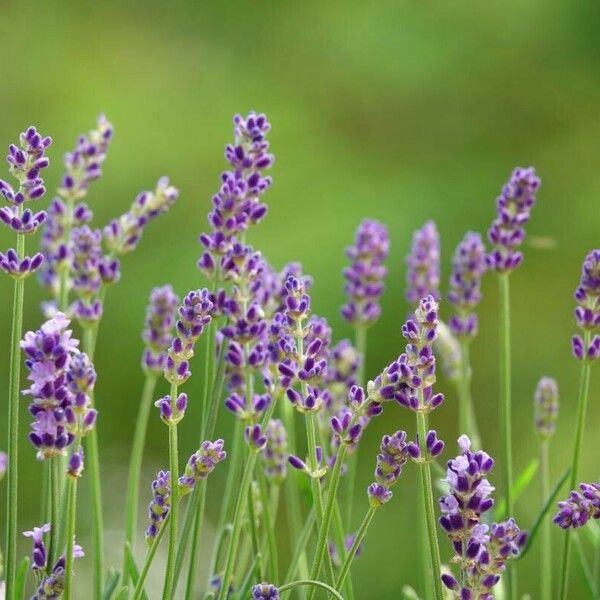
[572,249,600,361]
[406,220,440,303]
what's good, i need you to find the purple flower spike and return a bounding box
[534,377,558,441]
[554,481,600,529]
[145,470,171,543]
[0,248,44,279]
[486,167,540,272]
[438,436,524,596]
[367,482,393,508]
[245,423,267,452]
[572,249,600,361]
[262,419,288,482]
[448,232,486,339]
[341,219,389,327]
[155,393,188,425]
[179,439,227,494]
[142,285,179,374]
[251,582,280,600]
[406,221,440,303]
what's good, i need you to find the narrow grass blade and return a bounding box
[14,556,30,600]
[495,458,539,520]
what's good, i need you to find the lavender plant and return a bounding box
[2,110,595,600]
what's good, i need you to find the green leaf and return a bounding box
[103,569,121,600]
[113,586,130,600]
[14,556,30,600]
[495,458,539,520]
[124,542,148,600]
[519,467,570,560]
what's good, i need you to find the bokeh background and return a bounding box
[1,1,600,597]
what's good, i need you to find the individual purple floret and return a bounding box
[261,419,288,482]
[448,232,486,338]
[165,289,213,385]
[21,313,80,460]
[31,543,84,599]
[251,582,280,600]
[67,446,85,479]
[155,392,188,425]
[224,392,271,422]
[534,377,559,441]
[341,219,389,327]
[0,248,44,279]
[23,523,51,572]
[439,435,526,599]
[406,221,440,303]
[104,176,179,255]
[141,285,179,374]
[244,423,268,452]
[198,112,273,279]
[145,469,171,542]
[179,439,227,494]
[486,167,540,272]
[572,249,600,361]
[554,481,600,529]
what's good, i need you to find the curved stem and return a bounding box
[217,451,258,600]
[162,383,180,600]
[558,332,592,600]
[335,506,376,590]
[121,374,158,583]
[416,411,443,600]
[279,579,343,600]
[5,230,25,598]
[540,440,551,600]
[132,515,169,600]
[63,476,78,600]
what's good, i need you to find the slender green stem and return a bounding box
[336,506,376,590]
[63,476,78,600]
[247,479,264,581]
[47,456,60,567]
[559,331,592,600]
[539,440,551,600]
[416,411,443,600]
[5,229,25,599]
[498,273,516,600]
[332,501,354,600]
[218,451,258,600]
[281,400,309,580]
[458,339,480,448]
[132,515,169,600]
[82,327,104,600]
[307,443,347,599]
[162,382,180,600]
[183,479,207,600]
[121,374,158,584]
[257,468,278,582]
[279,580,343,600]
[284,508,315,585]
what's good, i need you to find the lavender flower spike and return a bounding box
[262,419,288,482]
[178,439,227,495]
[487,167,540,272]
[534,377,559,440]
[341,219,389,327]
[252,582,280,599]
[439,436,526,598]
[145,470,171,542]
[406,220,440,303]
[572,249,600,361]
[554,481,600,529]
[448,231,486,339]
[142,285,179,374]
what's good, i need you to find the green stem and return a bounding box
[183,479,207,600]
[458,339,480,447]
[122,374,158,584]
[279,580,343,600]
[558,331,592,600]
[217,451,258,600]
[284,508,316,585]
[281,400,309,580]
[82,327,104,600]
[132,515,169,600]
[5,230,25,599]
[416,411,443,600]
[48,456,60,567]
[63,476,78,600]
[335,506,376,590]
[540,440,551,600]
[257,468,278,582]
[498,273,516,600]
[162,383,180,600]
[247,478,264,581]
[307,443,347,599]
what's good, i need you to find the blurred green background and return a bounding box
[1,1,600,597]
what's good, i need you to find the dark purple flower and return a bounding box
[572,249,600,361]
[244,423,268,452]
[179,439,227,494]
[448,232,486,339]
[341,219,389,327]
[406,221,440,303]
[0,248,44,279]
[23,523,51,572]
[67,446,84,479]
[145,469,171,542]
[554,481,600,529]
[31,542,84,599]
[486,167,540,272]
[251,582,279,600]
[533,377,558,440]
